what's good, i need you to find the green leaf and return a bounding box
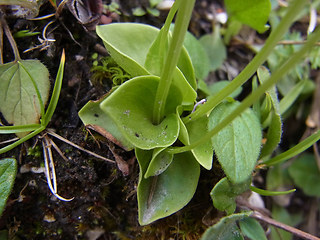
[144,148,173,178]
[288,154,320,197]
[0,60,50,137]
[207,81,242,100]
[132,7,146,16]
[96,23,158,77]
[208,101,262,183]
[200,212,252,240]
[199,25,227,72]
[145,25,197,91]
[224,0,271,33]
[136,149,200,225]
[0,158,17,217]
[78,95,134,151]
[239,217,267,240]
[257,66,282,158]
[186,116,213,170]
[100,76,181,149]
[182,30,210,80]
[270,205,302,240]
[210,177,250,215]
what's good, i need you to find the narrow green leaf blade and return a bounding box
[0,158,17,217]
[0,60,50,137]
[100,76,180,149]
[209,101,262,183]
[136,149,200,225]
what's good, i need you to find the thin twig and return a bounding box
[0,137,19,145]
[251,211,320,240]
[1,15,20,60]
[42,136,74,201]
[278,40,320,46]
[46,130,115,164]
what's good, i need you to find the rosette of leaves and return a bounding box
[79,0,266,225]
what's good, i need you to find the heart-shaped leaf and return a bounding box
[100,76,181,149]
[136,148,200,225]
[186,116,213,170]
[78,95,134,151]
[209,101,262,183]
[0,60,50,137]
[0,158,17,216]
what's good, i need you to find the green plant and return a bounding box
[79,0,320,232]
[0,158,17,217]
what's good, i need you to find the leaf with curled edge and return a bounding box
[0,60,50,137]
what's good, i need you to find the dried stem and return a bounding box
[251,211,320,240]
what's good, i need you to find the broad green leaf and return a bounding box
[136,149,200,225]
[144,148,173,178]
[207,81,242,100]
[224,0,271,33]
[78,96,134,151]
[288,154,320,197]
[0,60,50,137]
[271,205,302,240]
[210,177,250,215]
[183,30,210,81]
[200,212,252,240]
[199,25,227,72]
[208,101,262,183]
[145,25,197,93]
[100,76,180,149]
[0,158,17,217]
[96,23,158,77]
[186,116,213,170]
[239,217,267,240]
